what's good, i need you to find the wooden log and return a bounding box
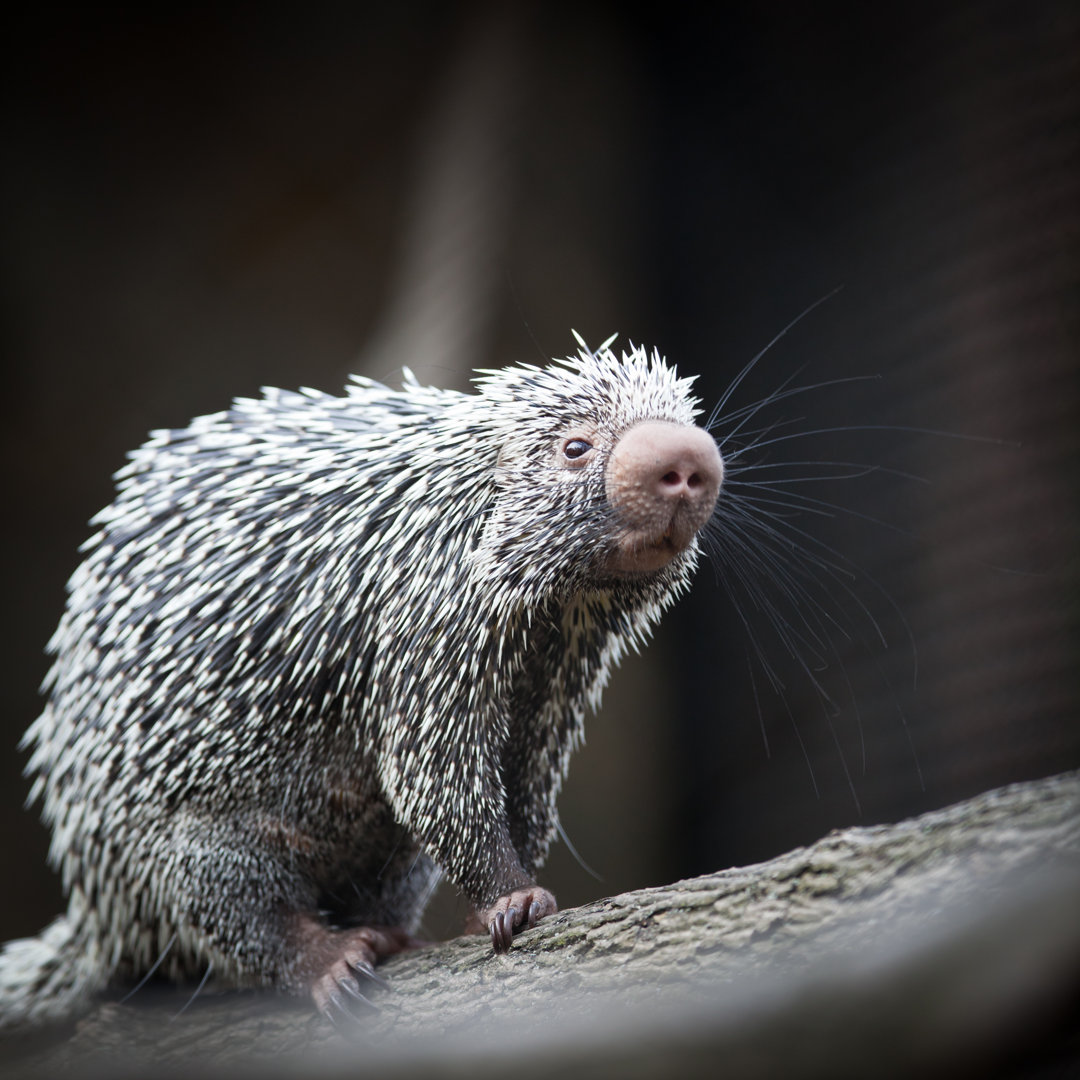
[7,769,1079,1078]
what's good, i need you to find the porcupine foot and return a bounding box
[482,886,557,953]
[291,917,422,1025]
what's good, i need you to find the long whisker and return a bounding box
[733,422,1010,451]
[706,286,845,428]
[121,932,177,1004]
[172,961,214,1020]
[710,374,880,440]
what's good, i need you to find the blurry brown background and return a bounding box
[1,4,1077,943]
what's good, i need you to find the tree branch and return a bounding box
[9,770,1080,1078]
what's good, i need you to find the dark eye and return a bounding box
[563,438,593,460]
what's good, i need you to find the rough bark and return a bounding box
[6,770,1079,1078]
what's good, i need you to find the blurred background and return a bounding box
[1,4,1076,942]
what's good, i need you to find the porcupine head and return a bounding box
[1,334,722,1028]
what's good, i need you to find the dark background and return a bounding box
[1,4,1076,943]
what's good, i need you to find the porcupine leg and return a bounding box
[383,786,559,954]
[167,816,426,1024]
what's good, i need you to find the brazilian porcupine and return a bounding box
[1,335,723,1028]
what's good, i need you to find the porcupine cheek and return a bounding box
[604,421,723,574]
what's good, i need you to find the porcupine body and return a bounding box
[0,336,723,1028]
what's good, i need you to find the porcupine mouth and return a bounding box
[643,527,679,558]
[605,517,694,577]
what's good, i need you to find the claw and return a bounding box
[323,987,355,1027]
[338,974,378,1011]
[348,957,389,991]
[490,911,513,953]
[528,900,541,928]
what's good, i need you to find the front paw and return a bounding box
[481,886,557,953]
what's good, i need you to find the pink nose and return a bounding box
[613,421,723,503]
[605,421,723,573]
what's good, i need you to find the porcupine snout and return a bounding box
[605,421,723,574]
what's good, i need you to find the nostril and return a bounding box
[659,466,710,495]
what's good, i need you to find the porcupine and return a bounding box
[0,334,723,1030]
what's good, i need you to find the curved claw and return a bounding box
[347,956,390,991]
[527,900,542,929]
[318,970,380,1028]
[490,910,514,953]
[338,974,378,1011]
[492,906,521,952]
[322,986,358,1027]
